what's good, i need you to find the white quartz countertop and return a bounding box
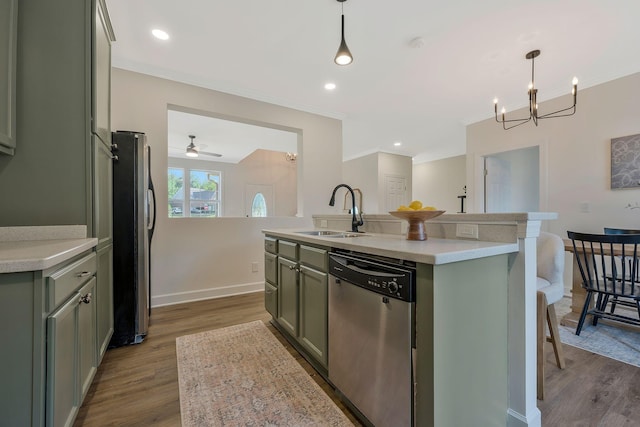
[262,228,519,265]
[0,226,97,273]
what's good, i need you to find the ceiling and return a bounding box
[106,0,640,163]
[167,110,298,164]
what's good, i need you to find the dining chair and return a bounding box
[604,228,640,314]
[536,231,566,400]
[567,231,640,336]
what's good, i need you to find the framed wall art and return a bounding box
[611,133,640,189]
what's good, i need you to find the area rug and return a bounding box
[558,320,640,368]
[176,320,353,427]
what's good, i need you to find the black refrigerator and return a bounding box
[110,131,156,347]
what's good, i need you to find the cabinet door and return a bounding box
[47,293,80,427]
[277,257,298,336]
[299,265,328,367]
[93,136,113,246]
[96,244,113,363]
[0,0,17,155]
[92,0,114,144]
[78,278,97,400]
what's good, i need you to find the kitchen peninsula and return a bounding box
[264,212,555,427]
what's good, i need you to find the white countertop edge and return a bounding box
[0,238,98,273]
[262,229,518,265]
[0,225,88,242]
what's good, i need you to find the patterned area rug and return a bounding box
[176,320,353,427]
[556,298,640,368]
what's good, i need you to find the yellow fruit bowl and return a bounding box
[389,210,446,240]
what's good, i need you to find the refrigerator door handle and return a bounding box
[147,188,156,231]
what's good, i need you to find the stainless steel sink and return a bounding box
[295,230,366,238]
[325,233,367,238]
[295,230,344,236]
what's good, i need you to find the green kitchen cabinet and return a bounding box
[95,244,113,362]
[0,249,97,427]
[0,0,17,155]
[298,264,328,366]
[277,256,298,336]
[46,277,97,427]
[269,237,328,370]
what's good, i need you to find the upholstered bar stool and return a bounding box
[536,232,566,400]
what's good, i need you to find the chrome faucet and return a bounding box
[329,184,364,232]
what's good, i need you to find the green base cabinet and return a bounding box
[298,265,328,366]
[0,250,97,427]
[95,244,113,362]
[267,237,328,369]
[46,277,97,427]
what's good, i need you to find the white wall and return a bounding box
[342,152,413,213]
[377,153,413,212]
[343,153,378,214]
[112,68,343,306]
[413,155,466,213]
[467,72,640,237]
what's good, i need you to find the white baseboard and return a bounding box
[151,282,264,307]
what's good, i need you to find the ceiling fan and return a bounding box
[185,135,222,158]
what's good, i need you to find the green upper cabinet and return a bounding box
[0,0,17,155]
[0,0,114,228]
[93,0,114,146]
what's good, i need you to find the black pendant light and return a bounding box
[334,0,353,66]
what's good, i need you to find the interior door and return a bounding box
[384,175,407,211]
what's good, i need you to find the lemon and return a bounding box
[397,205,412,211]
[408,200,423,210]
[421,206,437,211]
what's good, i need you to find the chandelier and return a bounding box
[493,50,578,130]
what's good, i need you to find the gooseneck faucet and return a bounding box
[329,184,364,232]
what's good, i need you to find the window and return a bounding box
[168,167,221,217]
[251,193,267,217]
[168,168,184,217]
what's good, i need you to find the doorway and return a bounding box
[484,146,539,213]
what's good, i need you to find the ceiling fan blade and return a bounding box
[199,151,222,157]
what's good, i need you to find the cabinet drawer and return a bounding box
[265,252,277,284]
[264,282,278,318]
[278,240,298,260]
[264,237,278,254]
[299,245,327,271]
[47,253,97,310]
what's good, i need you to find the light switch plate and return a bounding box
[456,223,479,239]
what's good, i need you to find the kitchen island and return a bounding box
[264,212,555,427]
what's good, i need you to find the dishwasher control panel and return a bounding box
[329,251,415,302]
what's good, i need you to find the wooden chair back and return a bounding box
[567,231,640,298]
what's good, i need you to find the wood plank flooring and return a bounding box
[75,292,640,426]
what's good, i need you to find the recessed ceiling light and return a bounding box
[394,141,402,147]
[152,29,170,40]
[324,82,336,90]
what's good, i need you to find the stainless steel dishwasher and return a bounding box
[328,249,416,427]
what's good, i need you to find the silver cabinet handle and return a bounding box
[79,292,92,304]
[76,271,92,278]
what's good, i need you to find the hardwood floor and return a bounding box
[75,292,640,426]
